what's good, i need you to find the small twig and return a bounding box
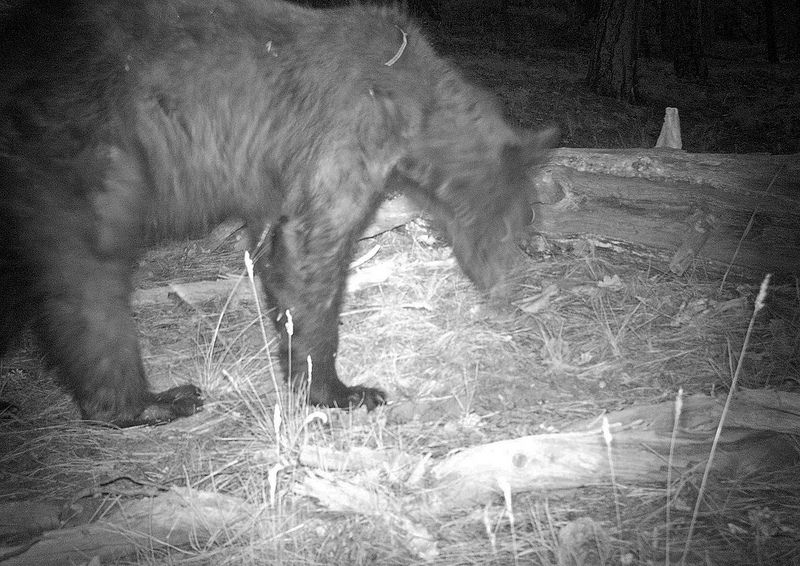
[207,224,271,376]
[351,244,381,269]
[498,477,519,566]
[602,416,622,533]
[721,166,783,290]
[665,387,684,566]
[483,503,498,554]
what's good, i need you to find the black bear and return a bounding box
[0,0,555,426]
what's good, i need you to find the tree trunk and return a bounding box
[586,0,641,102]
[659,0,675,57]
[491,0,512,48]
[793,0,800,57]
[576,0,602,24]
[672,0,708,80]
[764,0,779,62]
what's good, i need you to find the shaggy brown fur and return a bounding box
[0,0,555,426]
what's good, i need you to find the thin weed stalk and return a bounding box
[665,387,684,566]
[681,274,772,564]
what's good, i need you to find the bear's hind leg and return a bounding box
[15,156,203,426]
[33,250,202,426]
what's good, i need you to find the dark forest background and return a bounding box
[304,0,800,154]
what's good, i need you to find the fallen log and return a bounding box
[533,149,800,276]
[426,389,800,509]
[0,488,253,566]
[356,148,800,278]
[288,390,800,513]
[186,147,798,279]
[132,259,396,309]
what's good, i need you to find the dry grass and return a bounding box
[2,224,799,564]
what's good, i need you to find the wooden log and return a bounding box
[296,473,438,562]
[293,390,800,514]
[132,260,395,309]
[0,502,61,540]
[189,196,421,254]
[0,488,252,566]
[363,149,799,278]
[177,147,797,279]
[532,149,800,276]
[426,389,800,509]
[361,196,420,239]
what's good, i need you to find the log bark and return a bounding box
[532,149,800,276]
[368,149,800,278]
